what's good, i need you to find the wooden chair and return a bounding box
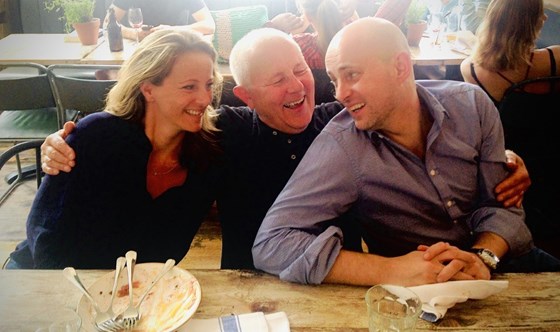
[498,75,560,241]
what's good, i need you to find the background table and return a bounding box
[0,34,100,65]
[0,269,558,331]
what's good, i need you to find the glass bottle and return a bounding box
[107,8,124,52]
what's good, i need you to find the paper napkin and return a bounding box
[180,311,290,332]
[408,280,508,322]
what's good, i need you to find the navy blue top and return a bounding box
[215,103,357,269]
[10,112,219,269]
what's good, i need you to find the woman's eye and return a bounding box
[183,84,195,90]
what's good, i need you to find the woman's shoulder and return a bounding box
[70,112,142,147]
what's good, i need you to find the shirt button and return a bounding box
[447,200,454,207]
[272,131,278,135]
[453,220,458,224]
[287,139,292,144]
[291,154,296,160]
[430,169,436,176]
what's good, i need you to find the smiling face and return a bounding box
[234,36,316,134]
[325,18,413,132]
[143,51,215,133]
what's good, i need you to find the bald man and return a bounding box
[253,18,560,287]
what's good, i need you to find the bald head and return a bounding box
[327,17,410,66]
[229,28,303,87]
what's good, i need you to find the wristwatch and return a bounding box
[469,248,500,270]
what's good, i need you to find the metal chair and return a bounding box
[0,62,59,205]
[47,64,120,127]
[0,140,44,207]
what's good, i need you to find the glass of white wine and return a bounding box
[128,7,143,45]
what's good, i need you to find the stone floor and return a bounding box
[0,142,222,269]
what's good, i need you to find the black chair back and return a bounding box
[498,75,560,237]
[47,64,120,127]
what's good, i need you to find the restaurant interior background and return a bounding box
[1,0,558,47]
[0,0,559,263]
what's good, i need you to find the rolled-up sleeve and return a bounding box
[466,93,533,256]
[252,130,359,284]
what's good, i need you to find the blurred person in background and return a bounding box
[106,0,215,42]
[460,0,559,104]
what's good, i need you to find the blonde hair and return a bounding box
[105,29,223,170]
[106,29,221,130]
[473,0,545,71]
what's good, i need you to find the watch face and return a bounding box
[479,249,499,269]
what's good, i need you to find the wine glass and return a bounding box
[128,7,143,44]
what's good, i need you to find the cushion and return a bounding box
[211,5,269,63]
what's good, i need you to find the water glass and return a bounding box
[365,284,422,332]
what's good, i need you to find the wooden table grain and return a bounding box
[0,269,558,331]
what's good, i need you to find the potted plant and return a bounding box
[45,0,100,45]
[405,0,428,46]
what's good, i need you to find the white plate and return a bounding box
[77,263,201,332]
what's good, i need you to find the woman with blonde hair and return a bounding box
[460,0,559,105]
[7,29,223,269]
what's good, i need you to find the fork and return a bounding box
[105,257,127,329]
[116,258,176,330]
[62,267,120,332]
[119,250,138,329]
[132,258,176,321]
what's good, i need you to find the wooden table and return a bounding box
[410,36,469,66]
[0,269,558,331]
[0,34,101,66]
[0,33,467,69]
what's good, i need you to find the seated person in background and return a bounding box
[7,30,222,269]
[40,29,530,270]
[459,0,489,33]
[107,0,216,41]
[460,0,560,105]
[373,0,412,27]
[292,0,349,70]
[252,17,560,287]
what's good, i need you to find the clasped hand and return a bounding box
[421,242,491,282]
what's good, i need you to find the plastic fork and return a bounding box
[62,267,121,332]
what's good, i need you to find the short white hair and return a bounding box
[229,28,298,87]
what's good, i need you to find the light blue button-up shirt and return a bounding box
[252,80,534,285]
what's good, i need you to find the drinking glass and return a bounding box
[365,284,422,332]
[128,7,143,44]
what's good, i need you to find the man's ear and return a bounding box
[233,86,254,108]
[395,52,413,83]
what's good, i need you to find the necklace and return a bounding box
[151,162,179,176]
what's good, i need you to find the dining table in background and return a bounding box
[0,34,101,66]
[0,32,469,70]
[410,35,470,66]
[0,269,558,331]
